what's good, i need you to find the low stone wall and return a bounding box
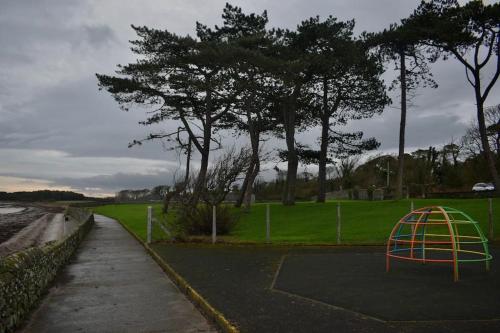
[65,206,93,222]
[0,208,94,333]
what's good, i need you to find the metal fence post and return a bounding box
[212,205,216,244]
[266,204,270,243]
[147,206,152,244]
[337,202,341,245]
[488,198,494,240]
[411,200,414,212]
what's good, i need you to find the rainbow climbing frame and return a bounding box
[386,206,492,281]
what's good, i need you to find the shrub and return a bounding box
[166,204,239,239]
[160,147,249,239]
[187,204,238,235]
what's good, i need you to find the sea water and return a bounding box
[0,204,25,214]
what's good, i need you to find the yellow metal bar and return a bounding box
[425,247,454,252]
[455,249,488,256]
[424,233,480,239]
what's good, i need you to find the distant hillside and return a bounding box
[0,190,89,202]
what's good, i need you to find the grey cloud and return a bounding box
[55,171,176,194]
[83,25,116,47]
[0,50,32,66]
[0,148,178,184]
[349,109,467,151]
[0,78,177,161]
[257,0,414,33]
[1,0,499,196]
[0,0,86,46]
[0,130,56,146]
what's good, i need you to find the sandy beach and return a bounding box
[0,202,64,251]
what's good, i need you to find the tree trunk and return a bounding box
[495,118,500,155]
[243,123,261,210]
[396,50,407,199]
[235,101,261,208]
[191,148,209,205]
[284,153,298,205]
[235,162,253,208]
[190,112,212,206]
[317,117,329,203]
[475,84,500,193]
[243,158,259,210]
[283,91,299,206]
[317,78,329,203]
[184,136,192,185]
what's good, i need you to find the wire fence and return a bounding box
[145,198,497,245]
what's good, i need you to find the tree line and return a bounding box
[0,190,85,202]
[97,0,500,209]
[313,107,499,198]
[251,105,499,201]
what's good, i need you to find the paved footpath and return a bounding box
[21,215,215,333]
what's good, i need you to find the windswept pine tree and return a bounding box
[406,0,500,192]
[96,22,241,205]
[295,16,389,203]
[367,21,437,199]
[212,4,275,210]
[267,27,317,206]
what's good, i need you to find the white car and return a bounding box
[472,183,495,191]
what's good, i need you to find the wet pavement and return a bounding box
[20,215,215,333]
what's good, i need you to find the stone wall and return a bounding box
[0,208,94,333]
[325,190,350,200]
[372,189,384,201]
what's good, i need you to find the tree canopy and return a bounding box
[97,1,500,210]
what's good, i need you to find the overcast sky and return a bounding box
[1,0,499,197]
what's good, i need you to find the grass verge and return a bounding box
[92,198,499,244]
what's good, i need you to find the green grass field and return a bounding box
[92,203,165,241]
[92,198,499,245]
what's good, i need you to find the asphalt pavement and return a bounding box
[20,215,215,333]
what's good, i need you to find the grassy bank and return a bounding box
[92,203,166,241]
[93,198,499,244]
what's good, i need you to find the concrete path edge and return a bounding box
[107,214,240,333]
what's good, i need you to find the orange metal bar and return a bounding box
[386,220,403,272]
[410,209,428,258]
[437,206,459,281]
[386,205,491,282]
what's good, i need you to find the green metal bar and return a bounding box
[445,207,492,271]
[457,256,493,263]
[472,223,491,271]
[454,208,491,271]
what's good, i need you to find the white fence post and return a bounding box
[212,205,216,244]
[266,204,270,243]
[147,206,152,244]
[337,202,341,245]
[488,198,494,240]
